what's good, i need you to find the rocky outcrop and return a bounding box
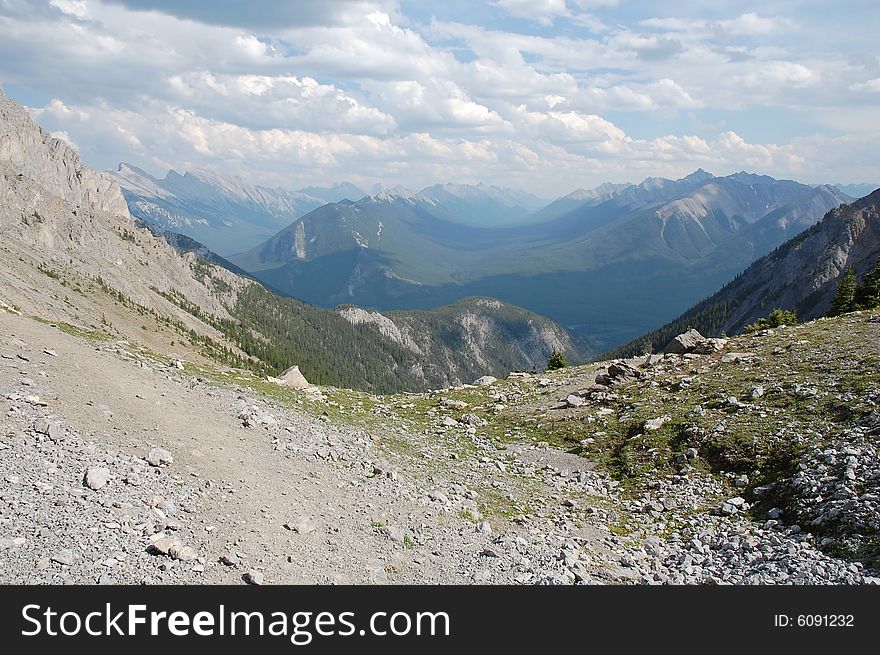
[0,85,246,352]
[663,328,704,354]
[664,329,727,355]
[0,87,128,217]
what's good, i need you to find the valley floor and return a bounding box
[0,311,877,585]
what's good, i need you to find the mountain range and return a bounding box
[0,87,586,393]
[6,79,874,391]
[113,164,368,254]
[609,188,880,357]
[113,164,552,255]
[223,168,851,350]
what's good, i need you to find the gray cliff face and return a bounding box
[0,85,244,338]
[0,87,128,217]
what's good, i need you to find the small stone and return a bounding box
[644,415,671,431]
[721,352,754,364]
[84,467,112,490]
[565,394,584,408]
[171,545,198,562]
[284,517,317,535]
[51,549,76,566]
[381,525,407,543]
[245,570,264,585]
[429,490,448,504]
[146,447,173,467]
[220,554,240,567]
[147,533,182,556]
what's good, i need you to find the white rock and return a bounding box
[146,447,173,467]
[245,570,264,585]
[644,415,671,431]
[84,467,112,490]
[284,517,317,535]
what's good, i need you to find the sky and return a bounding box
[1,0,878,196]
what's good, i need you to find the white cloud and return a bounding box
[640,12,795,38]
[734,61,818,89]
[849,78,880,93]
[1,0,876,194]
[493,0,570,26]
[718,12,794,37]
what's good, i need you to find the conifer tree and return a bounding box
[854,258,880,310]
[829,268,857,316]
[546,350,568,370]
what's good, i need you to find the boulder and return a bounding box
[595,361,642,386]
[692,338,727,354]
[239,405,279,429]
[273,365,310,389]
[663,329,704,354]
[473,375,497,386]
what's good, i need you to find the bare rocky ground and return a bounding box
[0,312,619,585]
[2,308,878,585]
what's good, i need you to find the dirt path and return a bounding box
[0,313,619,584]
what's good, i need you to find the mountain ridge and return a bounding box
[229,168,851,349]
[607,188,880,358]
[0,87,590,393]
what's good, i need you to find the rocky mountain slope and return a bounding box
[230,169,850,350]
[0,88,247,357]
[2,295,877,585]
[0,85,586,394]
[610,189,880,357]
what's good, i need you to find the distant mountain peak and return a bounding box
[112,163,330,254]
[682,168,714,182]
[298,181,366,203]
[565,182,631,201]
[726,171,779,185]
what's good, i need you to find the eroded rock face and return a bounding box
[0,87,128,217]
[0,85,246,335]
